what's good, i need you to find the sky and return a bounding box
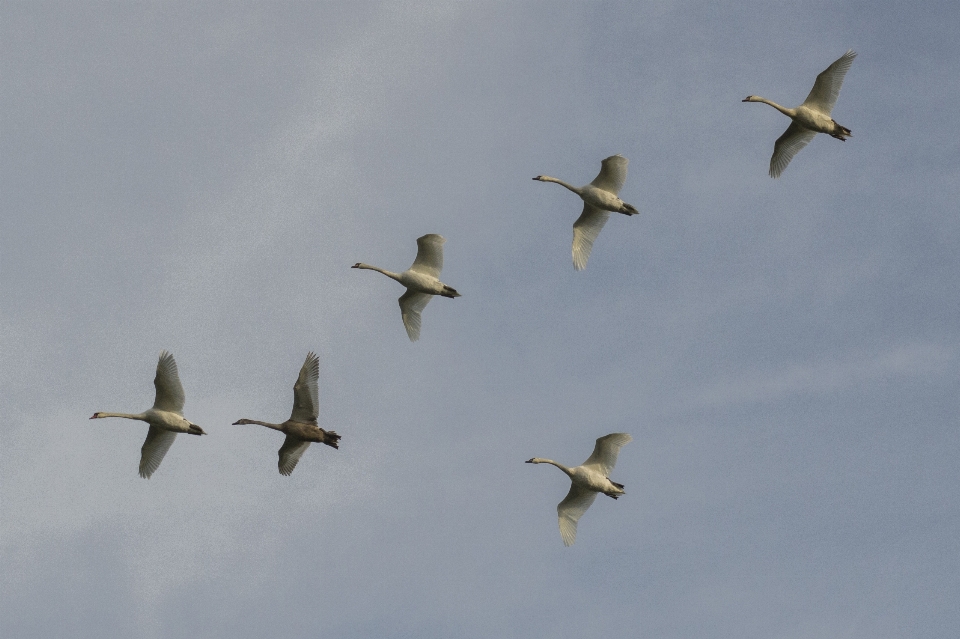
[2,1,959,637]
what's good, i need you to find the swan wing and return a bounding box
[398,290,432,342]
[152,350,185,414]
[557,483,599,546]
[572,204,611,271]
[139,426,177,478]
[290,351,320,422]
[278,436,311,476]
[769,122,817,178]
[589,154,628,195]
[801,49,856,115]
[582,432,633,476]
[409,233,445,279]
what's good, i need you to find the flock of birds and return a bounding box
[90,50,856,546]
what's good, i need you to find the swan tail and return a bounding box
[611,481,624,489]
[188,424,206,435]
[322,430,341,449]
[831,122,852,140]
[620,203,639,216]
[442,286,461,298]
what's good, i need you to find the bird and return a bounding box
[232,352,340,476]
[351,233,460,342]
[533,154,638,270]
[526,433,632,546]
[743,49,857,178]
[90,350,205,478]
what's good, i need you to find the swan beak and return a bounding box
[231,420,243,425]
[741,96,752,102]
[524,458,535,463]
[90,413,100,419]
[532,176,543,181]
[350,263,361,268]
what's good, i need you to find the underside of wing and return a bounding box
[153,350,185,414]
[398,290,432,342]
[582,433,632,476]
[589,154,628,195]
[557,483,599,547]
[770,122,817,178]
[572,204,611,271]
[409,234,445,279]
[140,426,177,478]
[801,49,856,115]
[278,435,311,476]
[291,351,320,422]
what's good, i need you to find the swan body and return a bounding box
[526,432,632,546]
[743,49,856,177]
[232,351,340,476]
[90,350,204,478]
[533,154,638,270]
[352,233,460,341]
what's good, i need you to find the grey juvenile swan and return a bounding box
[232,352,340,476]
[743,50,857,177]
[533,154,638,270]
[527,433,632,546]
[352,233,460,342]
[90,350,205,478]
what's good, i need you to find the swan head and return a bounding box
[742,95,760,102]
[525,457,545,464]
[232,419,252,425]
[532,175,547,181]
[90,412,102,419]
[351,263,362,269]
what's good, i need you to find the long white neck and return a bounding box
[536,176,583,196]
[233,418,284,431]
[93,411,147,421]
[752,96,796,118]
[530,458,574,477]
[353,263,403,283]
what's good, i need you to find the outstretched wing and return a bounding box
[409,234,445,279]
[557,483,599,547]
[290,351,320,422]
[398,290,433,342]
[801,50,856,115]
[582,432,632,477]
[769,122,817,178]
[140,426,177,478]
[589,154,628,195]
[153,350,185,414]
[572,204,611,271]
[278,435,311,476]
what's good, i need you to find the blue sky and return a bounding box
[2,2,959,638]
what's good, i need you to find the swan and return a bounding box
[533,154,638,270]
[526,432,632,546]
[743,50,857,177]
[352,233,460,342]
[232,352,340,476]
[90,350,205,478]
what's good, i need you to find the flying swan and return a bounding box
[743,50,857,177]
[232,352,340,476]
[526,433,632,546]
[533,155,638,270]
[90,350,205,478]
[352,233,460,342]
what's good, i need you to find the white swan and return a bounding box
[352,233,460,342]
[526,433,632,546]
[232,352,340,476]
[533,155,638,270]
[90,351,204,478]
[743,50,857,177]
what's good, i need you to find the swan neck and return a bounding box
[237,419,284,431]
[540,176,582,195]
[756,97,795,117]
[355,264,403,282]
[94,411,147,420]
[542,459,574,476]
